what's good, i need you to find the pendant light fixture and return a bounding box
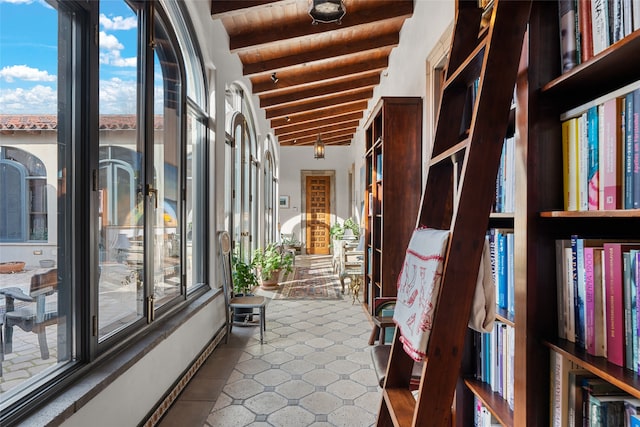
[309,0,346,25]
[314,134,325,159]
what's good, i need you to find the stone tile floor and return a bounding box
[158,260,381,427]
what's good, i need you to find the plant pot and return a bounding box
[0,261,25,274]
[259,268,280,290]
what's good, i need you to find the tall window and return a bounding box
[0,147,48,242]
[0,0,209,421]
[263,143,277,244]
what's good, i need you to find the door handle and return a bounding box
[146,184,158,209]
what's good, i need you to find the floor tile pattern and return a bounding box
[159,260,380,427]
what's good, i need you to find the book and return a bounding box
[563,117,580,211]
[603,243,640,367]
[578,0,594,63]
[557,239,572,340]
[559,0,579,72]
[600,97,624,210]
[633,88,640,208]
[624,252,633,370]
[587,105,600,210]
[585,246,607,356]
[579,112,589,211]
[573,235,586,348]
[591,0,610,55]
[589,394,627,427]
[550,351,580,427]
[625,91,635,208]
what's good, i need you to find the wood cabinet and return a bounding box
[363,97,422,316]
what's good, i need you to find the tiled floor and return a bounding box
[158,256,381,427]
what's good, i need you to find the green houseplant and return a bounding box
[252,243,294,289]
[231,252,258,295]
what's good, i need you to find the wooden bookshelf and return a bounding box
[363,97,422,316]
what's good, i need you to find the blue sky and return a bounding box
[0,0,140,115]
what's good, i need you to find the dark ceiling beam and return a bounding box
[251,57,388,94]
[228,2,414,52]
[210,0,284,18]
[274,111,363,136]
[269,100,368,128]
[242,32,400,76]
[281,136,353,147]
[275,120,361,142]
[259,73,380,108]
[264,88,373,119]
[279,129,356,146]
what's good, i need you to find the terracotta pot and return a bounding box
[0,261,25,274]
[259,269,280,290]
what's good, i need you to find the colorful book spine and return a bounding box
[591,0,610,55]
[625,91,635,208]
[633,88,640,208]
[573,236,586,348]
[578,0,594,63]
[585,246,597,355]
[601,97,623,210]
[559,0,579,72]
[604,243,640,367]
[563,117,580,211]
[587,105,600,210]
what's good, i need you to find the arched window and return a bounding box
[0,147,47,242]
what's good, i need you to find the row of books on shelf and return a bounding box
[561,86,640,211]
[556,236,640,371]
[551,351,640,427]
[487,228,515,316]
[473,322,515,410]
[474,396,501,427]
[493,136,516,214]
[367,154,383,182]
[558,0,640,73]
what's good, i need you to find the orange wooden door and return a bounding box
[305,176,331,255]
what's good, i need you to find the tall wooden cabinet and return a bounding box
[363,97,422,316]
[457,2,640,426]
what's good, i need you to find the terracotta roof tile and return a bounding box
[0,115,164,131]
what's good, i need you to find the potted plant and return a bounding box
[252,243,294,290]
[231,252,259,322]
[231,252,258,295]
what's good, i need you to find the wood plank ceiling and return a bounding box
[210,0,415,146]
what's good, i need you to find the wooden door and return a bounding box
[305,175,331,255]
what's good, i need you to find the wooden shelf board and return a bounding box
[545,339,640,399]
[540,209,640,218]
[464,378,513,426]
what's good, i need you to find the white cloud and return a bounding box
[0,85,57,114]
[100,14,137,31]
[99,77,137,114]
[0,0,34,4]
[99,32,135,68]
[100,31,124,51]
[0,65,56,83]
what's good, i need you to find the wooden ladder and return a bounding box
[376,1,531,426]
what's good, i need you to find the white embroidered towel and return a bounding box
[467,237,496,333]
[393,228,450,362]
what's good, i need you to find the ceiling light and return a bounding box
[271,72,279,84]
[314,134,325,159]
[309,0,345,25]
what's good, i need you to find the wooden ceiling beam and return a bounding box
[265,88,373,119]
[273,111,363,136]
[270,100,368,128]
[275,119,361,142]
[242,32,400,76]
[228,1,414,52]
[252,57,388,94]
[259,73,380,108]
[281,136,353,147]
[210,0,285,19]
[279,129,356,146]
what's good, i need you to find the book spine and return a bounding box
[579,113,589,211]
[576,236,587,348]
[633,89,640,208]
[585,246,596,355]
[602,97,623,210]
[631,250,638,372]
[634,0,640,31]
[567,246,577,343]
[557,239,570,340]
[579,0,594,62]
[625,92,634,208]
[588,105,600,210]
[624,252,633,370]
[594,248,607,357]
[604,243,625,367]
[559,0,579,72]
[591,0,610,55]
